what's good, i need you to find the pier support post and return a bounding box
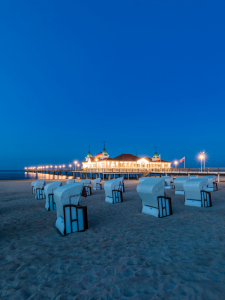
[218,173,220,182]
[128,174,129,180]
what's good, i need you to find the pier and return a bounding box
[26,167,225,182]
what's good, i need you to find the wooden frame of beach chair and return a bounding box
[62,204,88,235]
[185,190,212,207]
[84,186,92,196]
[112,190,123,203]
[36,187,46,200]
[143,196,172,218]
[47,193,56,211]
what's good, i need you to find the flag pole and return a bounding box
[184,157,185,169]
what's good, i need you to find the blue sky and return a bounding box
[0,1,224,169]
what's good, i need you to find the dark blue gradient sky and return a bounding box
[0,1,225,169]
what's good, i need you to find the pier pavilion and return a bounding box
[82,148,172,170]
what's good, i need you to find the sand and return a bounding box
[0,178,225,299]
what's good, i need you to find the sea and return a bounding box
[0,170,75,181]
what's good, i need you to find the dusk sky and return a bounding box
[0,1,225,169]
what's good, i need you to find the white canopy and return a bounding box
[31,180,39,187]
[44,181,62,202]
[205,176,216,188]
[80,179,91,186]
[93,178,101,188]
[104,179,121,198]
[174,177,190,191]
[184,178,208,200]
[54,183,83,219]
[66,179,75,184]
[33,180,45,193]
[116,177,124,183]
[136,177,165,208]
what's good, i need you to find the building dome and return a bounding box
[152,151,159,158]
[86,150,92,158]
[102,147,108,156]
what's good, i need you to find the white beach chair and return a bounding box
[104,179,123,204]
[93,178,102,190]
[183,178,212,207]
[80,179,92,196]
[31,180,39,194]
[116,177,125,192]
[66,179,75,184]
[174,177,190,195]
[205,176,217,191]
[55,183,88,235]
[44,181,62,211]
[137,177,172,218]
[164,176,174,189]
[34,180,45,199]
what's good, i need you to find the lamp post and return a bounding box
[69,164,72,170]
[174,160,178,169]
[199,154,203,172]
[74,161,77,172]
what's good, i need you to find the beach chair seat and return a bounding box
[80,179,92,196]
[137,177,172,218]
[184,178,212,207]
[104,179,123,204]
[174,177,190,195]
[54,183,88,235]
[164,176,174,189]
[205,176,218,191]
[44,181,62,211]
[93,178,102,190]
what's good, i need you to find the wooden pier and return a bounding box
[26,167,225,182]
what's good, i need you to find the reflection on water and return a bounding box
[0,170,75,181]
[36,173,74,181]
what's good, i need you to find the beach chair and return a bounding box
[205,176,217,191]
[55,183,88,235]
[66,179,75,184]
[104,179,123,204]
[93,178,102,190]
[174,177,190,195]
[34,180,45,199]
[117,177,125,192]
[164,176,174,189]
[44,181,62,211]
[31,180,39,194]
[80,179,92,196]
[137,177,172,218]
[184,178,212,207]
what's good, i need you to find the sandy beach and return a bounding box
[0,179,225,299]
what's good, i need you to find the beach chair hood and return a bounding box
[137,177,165,208]
[54,183,83,218]
[104,179,121,198]
[80,179,91,186]
[184,178,208,200]
[33,180,45,193]
[174,177,190,191]
[66,179,75,184]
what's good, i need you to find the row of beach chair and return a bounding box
[31,175,216,236]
